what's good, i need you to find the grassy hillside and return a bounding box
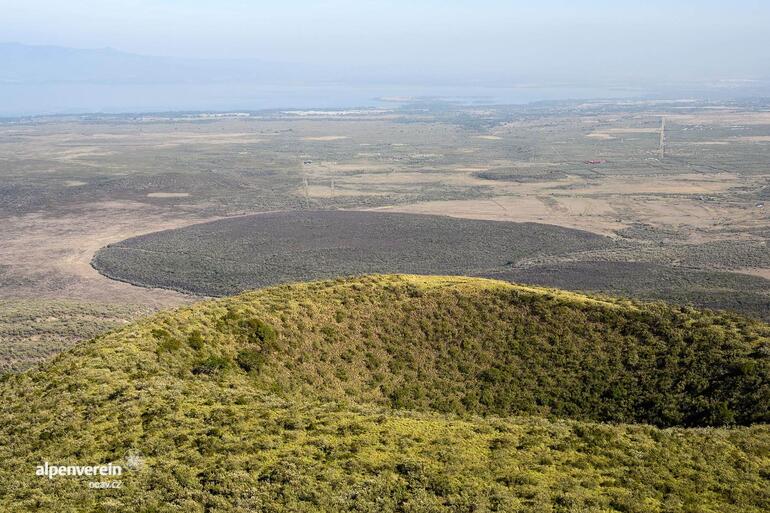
[0,299,151,373]
[1,275,769,512]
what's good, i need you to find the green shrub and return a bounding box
[236,348,266,373]
[191,355,230,375]
[240,318,277,347]
[153,328,181,353]
[187,330,204,350]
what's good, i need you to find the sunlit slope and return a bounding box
[1,275,768,512]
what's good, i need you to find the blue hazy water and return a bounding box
[0,81,653,117]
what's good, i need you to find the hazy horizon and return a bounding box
[2,1,770,115]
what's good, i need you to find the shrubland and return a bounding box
[1,275,768,512]
[0,300,150,373]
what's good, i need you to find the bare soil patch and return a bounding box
[0,202,210,306]
[302,135,349,141]
[147,192,191,198]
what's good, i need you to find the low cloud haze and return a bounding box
[2,0,769,115]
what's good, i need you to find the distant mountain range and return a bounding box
[0,42,317,85]
[0,43,361,115]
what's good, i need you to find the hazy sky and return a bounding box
[2,0,770,83]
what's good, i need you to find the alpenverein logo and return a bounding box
[35,462,122,480]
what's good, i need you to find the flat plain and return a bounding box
[4,98,770,369]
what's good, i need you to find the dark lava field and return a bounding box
[92,210,609,296]
[92,211,770,320]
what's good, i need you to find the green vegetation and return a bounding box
[0,299,150,373]
[1,275,769,512]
